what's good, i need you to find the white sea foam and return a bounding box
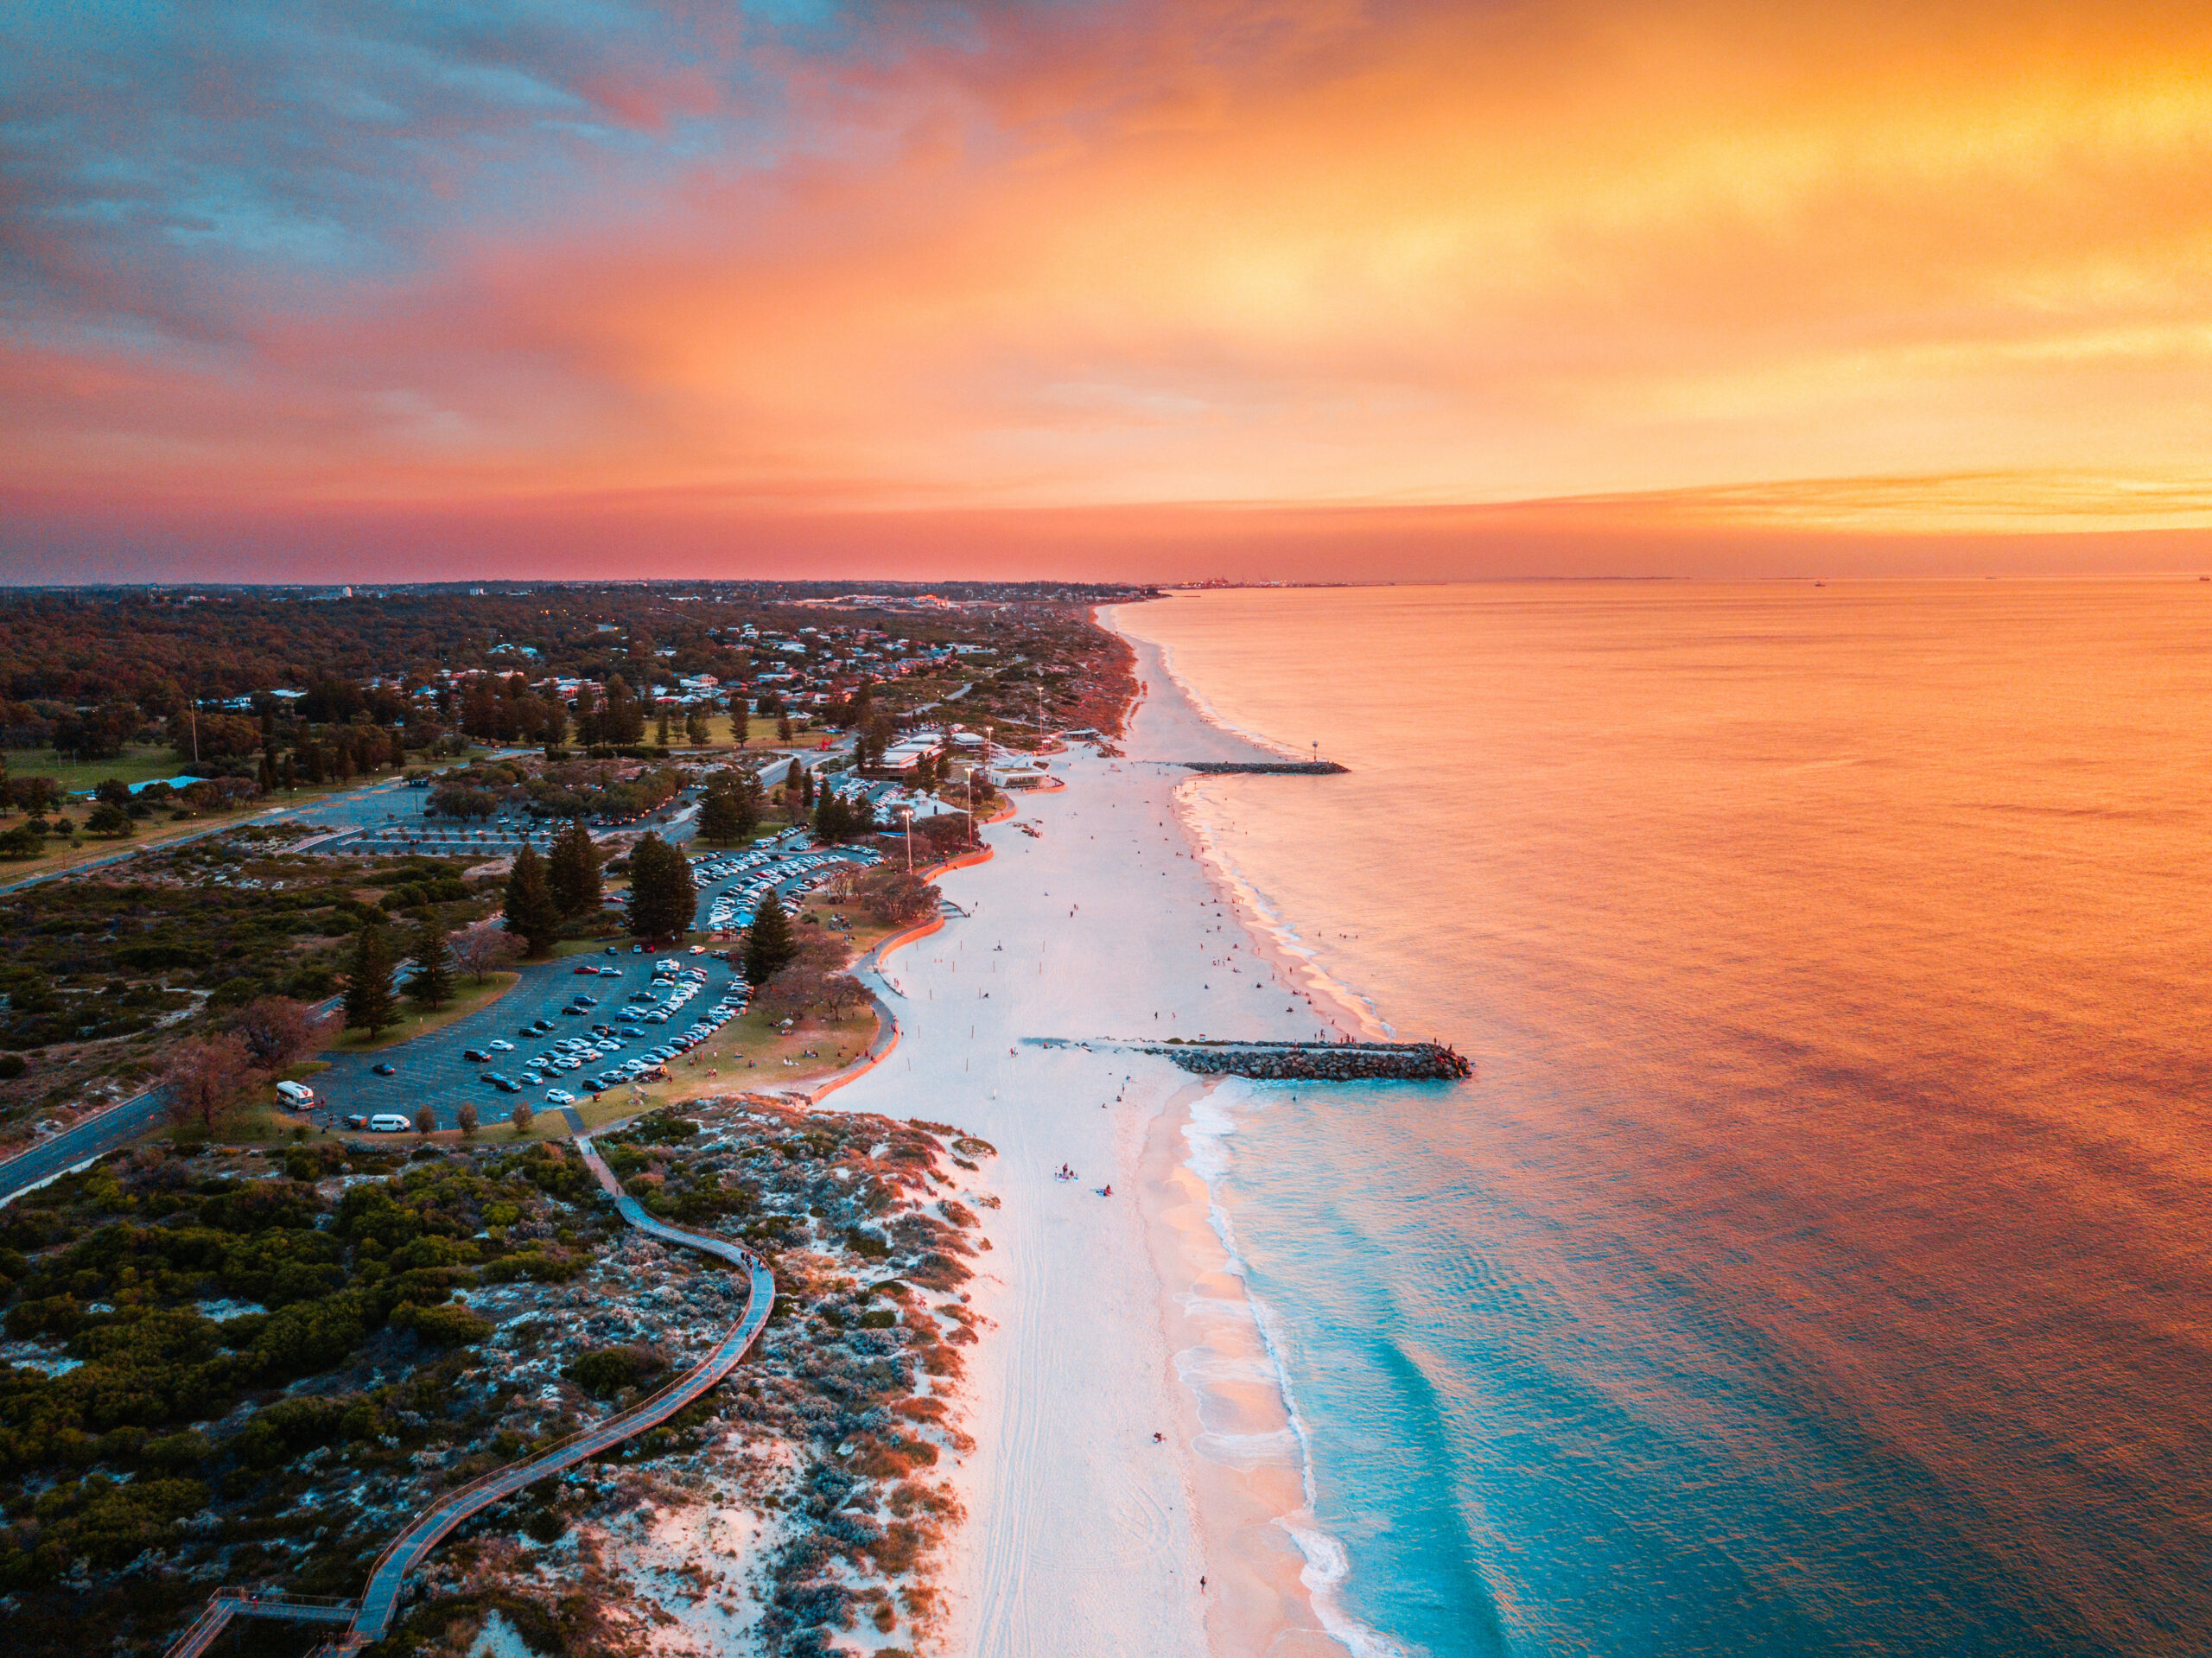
[1179,1077,1420,1658]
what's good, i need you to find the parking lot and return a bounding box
[312,949,749,1130]
[305,838,883,1132]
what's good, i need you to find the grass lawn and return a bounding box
[3,746,193,791]
[323,971,520,1054]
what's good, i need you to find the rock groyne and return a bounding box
[1179,760,1348,775]
[1141,1039,1471,1080]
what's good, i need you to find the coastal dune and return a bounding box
[822,626,1355,1655]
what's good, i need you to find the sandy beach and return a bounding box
[816,618,1357,1655]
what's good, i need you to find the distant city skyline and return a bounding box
[6,1,2211,581]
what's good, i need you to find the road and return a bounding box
[0,754,528,899]
[0,1089,166,1204]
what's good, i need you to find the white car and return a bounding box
[545,1089,576,1104]
[489,1039,515,1051]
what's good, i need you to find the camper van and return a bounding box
[367,1114,412,1134]
[274,1081,316,1109]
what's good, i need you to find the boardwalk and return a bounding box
[163,1121,775,1655]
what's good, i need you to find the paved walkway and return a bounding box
[162,1119,775,1655]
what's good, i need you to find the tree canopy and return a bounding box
[742,889,798,987]
[502,843,561,956]
[341,923,399,1038]
[625,833,696,943]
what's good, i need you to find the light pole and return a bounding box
[899,805,914,872]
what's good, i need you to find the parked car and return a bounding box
[463,1048,490,1063]
[372,1063,397,1077]
[545,1089,576,1104]
[368,1114,411,1133]
[344,1114,368,1130]
[489,1039,515,1052]
[274,1080,316,1108]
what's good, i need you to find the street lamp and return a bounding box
[899,805,914,872]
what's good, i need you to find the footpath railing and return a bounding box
[164,1135,775,1655]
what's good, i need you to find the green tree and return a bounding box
[699,778,756,846]
[812,791,852,844]
[343,922,400,1038]
[85,800,134,837]
[626,832,696,943]
[548,819,602,918]
[742,889,798,986]
[511,1099,535,1136]
[503,842,562,956]
[407,913,454,1008]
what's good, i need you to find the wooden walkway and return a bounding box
[163,1123,775,1655]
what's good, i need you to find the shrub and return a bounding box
[0,1053,24,1079]
[567,1344,667,1398]
[405,1303,493,1347]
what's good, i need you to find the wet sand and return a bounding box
[810,619,1350,1655]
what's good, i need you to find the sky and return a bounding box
[4,0,2212,582]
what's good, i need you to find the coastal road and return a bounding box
[0,1089,164,1205]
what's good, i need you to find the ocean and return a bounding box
[1116,582,2212,1658]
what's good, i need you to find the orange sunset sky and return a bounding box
[4,0,2211,581]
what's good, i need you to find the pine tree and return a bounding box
[343,921,399,1038]
[408,913,454,1007]
[503,842,562,956]
[626,832,697,943]
[742,888,798,986]
[699,781,754,846]
[548,819,602,918]
[813,791,851,844]
[800,765,815,807]
[655,707,671,746]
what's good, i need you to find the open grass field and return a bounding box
[3,745,192,791]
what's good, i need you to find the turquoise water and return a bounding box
[1127,584,2212,1657]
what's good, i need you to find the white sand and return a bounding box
[817,624,1356,1655]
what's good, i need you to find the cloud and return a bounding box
[5,0,2212,579]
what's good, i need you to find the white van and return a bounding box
[274,1081,316,1108]
[367,1114,413,1134]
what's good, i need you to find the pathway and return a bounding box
[160,1118,775,1655]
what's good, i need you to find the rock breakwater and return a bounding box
[1143,1039,1471,1081]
